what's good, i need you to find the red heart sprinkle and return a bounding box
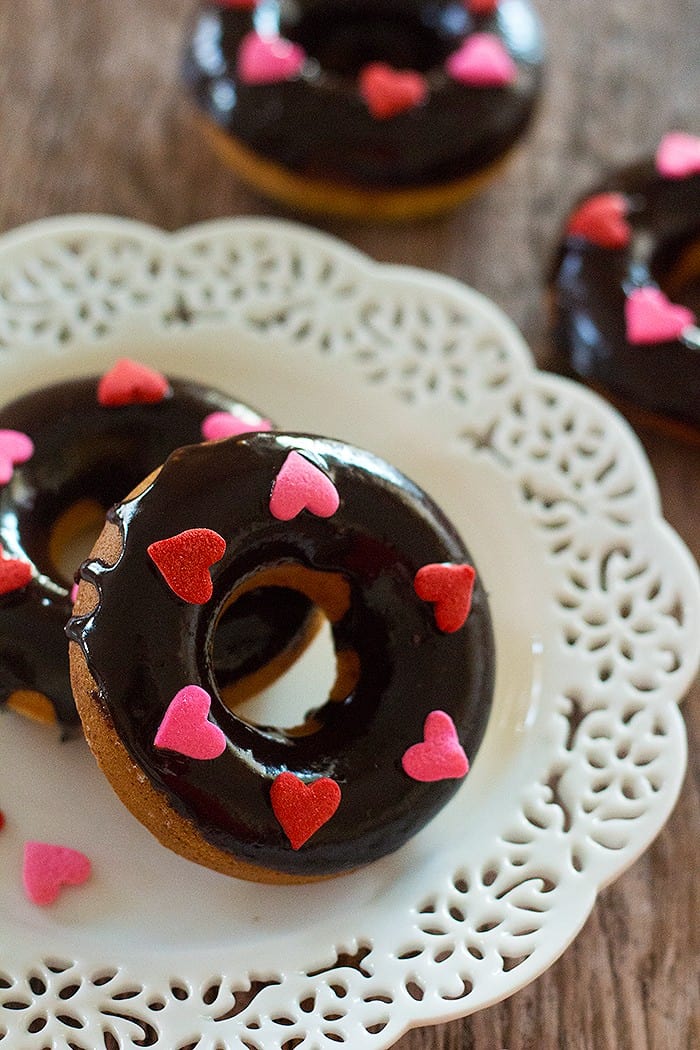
[147,528,226,604]
[23,841,92,906]
[0,810,5,832]
[625,287,696,345]
[402,710,470,782]
[269,451,340,520]
[359,62,429,120]
[154,685,226,760]
[270,771,341,850]
[0,550,32,596]
[0,429,34,486]
[466,0,499,12]
[655,131,700,179]
[97,359,171,407]
[414,562,476,632]
[567,192,631,250]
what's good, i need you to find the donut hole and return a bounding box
[212,566,358,735]
[224,605,339,734]
[280,0,468,76]
[48,498,108,587]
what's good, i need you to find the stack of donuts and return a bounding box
[0,358,495,886]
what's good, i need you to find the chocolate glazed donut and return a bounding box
[551,131,700,437]
[0,368,313,734]
[182,0,543,219]
[68,433,495,882]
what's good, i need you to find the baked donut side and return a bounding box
[68,433,495,882]
[0,364,315,733]
[182,0,544,219]
[551,131,700,438]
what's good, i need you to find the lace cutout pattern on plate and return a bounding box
[0,217,697,1050]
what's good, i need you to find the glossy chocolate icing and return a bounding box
[68,433,495,877]
[183,0,543,190]
[0,376,310,733]
[552,158,700,429]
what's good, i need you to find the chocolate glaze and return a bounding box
[0,376,310,733]
[68,433,495,877]
[183,0,543,190]
[552,158,700,429]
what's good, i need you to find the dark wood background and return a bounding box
[0,2,697,1047]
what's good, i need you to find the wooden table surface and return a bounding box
[1,2,697,1048]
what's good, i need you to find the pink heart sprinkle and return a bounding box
[23,841,92,906]
[445,34,517,87]
[201,411,272,441]
[238,31,306,85]
[625,287,696,346]
[154,685,226,760]
[655,131,700,180]
[97,359,170,407]
[269,450,339,520]
[0,429,34,486]
[402,711,470,783]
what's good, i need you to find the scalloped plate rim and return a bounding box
[0,214,696,1048]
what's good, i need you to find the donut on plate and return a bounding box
[182,0,544,220]
[68,432,495,882]
[0,361,314,734]
[551,131,700,440]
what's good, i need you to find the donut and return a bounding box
[0,361,315,734]
[551,131,700,440]
[67,432,495,882]
[182,0,544,221]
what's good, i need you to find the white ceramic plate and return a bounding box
[0,216,697,1050]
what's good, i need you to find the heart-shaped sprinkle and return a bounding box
[97,359,171,408]
[655,131,700,180]
[466,0,499,13]
[625,287,696,345]
[0,550,32,596]
[238,30,306,85]
[270,771,341,849]
[414,562,476,632]
[200,411,273,442]
[154,685,226,760]
[147,528,226,604]
[358,62,429,120]
[269,451,340,520]
[23,841,92,906]
[0,810,5,832]
[402,710,470,782]
[445,34,517,87]
[567,192,631,250]
[0,430,34,486]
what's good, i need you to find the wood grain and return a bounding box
[0,2,697,1047]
